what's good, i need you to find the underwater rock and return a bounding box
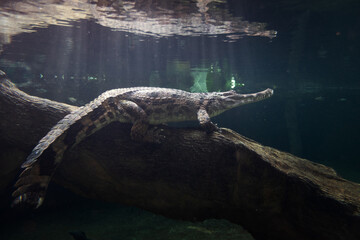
[1,71,360,240]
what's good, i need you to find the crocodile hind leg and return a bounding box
[116,100,149,141]
[117,100,164,143]
[12,99,158,209]
[12,136,68,209]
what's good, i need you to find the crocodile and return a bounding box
[12,86,273,208]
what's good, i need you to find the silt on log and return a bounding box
[1,72,360,240]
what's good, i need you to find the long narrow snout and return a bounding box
[241,88,274,104]
[235,88,274,105]
[208,88,274,117]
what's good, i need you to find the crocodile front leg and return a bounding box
[197,107,219,133]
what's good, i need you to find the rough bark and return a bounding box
[1,74,360,240]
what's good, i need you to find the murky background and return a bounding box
[0,0,359,239]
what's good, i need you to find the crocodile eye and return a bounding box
[222,90,236,96]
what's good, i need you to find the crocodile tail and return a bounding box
[12,94,118,208]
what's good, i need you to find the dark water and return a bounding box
[0,0,359,239]
[1,194,252,240]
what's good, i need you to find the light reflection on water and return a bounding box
[0,0,276,49]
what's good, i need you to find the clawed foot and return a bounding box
[197,108,221,134]
[130,121,166,143]
[11,192,44,209]
[130,120,148,141]
[202,121,220,134]
[143,126,166,143]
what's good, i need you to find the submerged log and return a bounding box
[1,72,360,240]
